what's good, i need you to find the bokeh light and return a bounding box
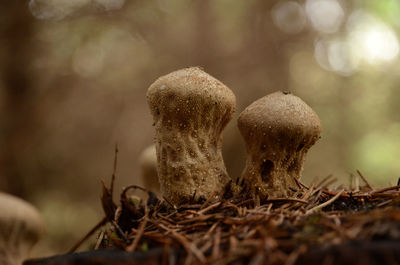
[347,10,399,64]
[313,9,399,75]
[29,0,125,20]
[305,0,344,33]
[271,1,306,34]
[314,38,359,76]
[327,39,359,76]
[313,39,331,71]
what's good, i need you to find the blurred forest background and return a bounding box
[1,0,400,258]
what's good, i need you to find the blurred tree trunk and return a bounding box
[0,1,36,197]
[245,0,290,92]
[192,0,221,74]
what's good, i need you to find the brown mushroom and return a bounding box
[139,144,160,195]
[0,192,45,265]
[237,91,322,198]
[147,67,236,205]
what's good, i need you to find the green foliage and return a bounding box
[363,0,400,25]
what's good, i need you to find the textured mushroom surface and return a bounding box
[0,192,45,265]
[237,91,322,198]
[147,67,236,205]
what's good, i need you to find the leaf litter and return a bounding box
[68,149,400,265]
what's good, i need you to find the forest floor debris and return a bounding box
[30,150,400,265]
[65,171,400,265]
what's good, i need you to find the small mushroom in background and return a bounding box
[139,144,160,195]
[237,91,322,199]
[147,67,236,205]
[0,192,45,265]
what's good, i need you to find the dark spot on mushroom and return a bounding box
[166,93,176,102]
[260,160,274,182]
[297,143,305,152]
[260,144,267,151]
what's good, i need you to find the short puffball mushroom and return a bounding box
[147,67,236,205]
[0,192,45,265]
[139,144,160,194]
[237,91,322,198]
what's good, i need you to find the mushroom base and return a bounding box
[240,157,304,199]
[155,133,230,205]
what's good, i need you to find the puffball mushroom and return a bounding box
[0,192,45,265]
[139,144,160,194]
[147,67,236,205]
[237,91,322,198]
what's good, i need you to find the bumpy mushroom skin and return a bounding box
[0,192,45,265]
[139,144,160,194]
[147,67,236,205]
[237,91,322,198]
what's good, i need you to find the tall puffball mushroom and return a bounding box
[237,91,322,198]
[139,144,160,194]
[0,192,45,265]
[147,67,236,205]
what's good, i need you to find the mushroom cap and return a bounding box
[147,67,236,131]
[0,192,45,265]
[238,91,322,149]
